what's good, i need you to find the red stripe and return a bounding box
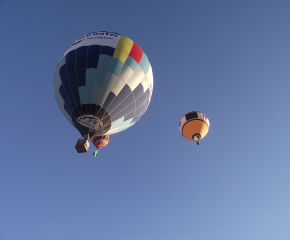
[129,42,143,63]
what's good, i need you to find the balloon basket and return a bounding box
[75,138,90,153]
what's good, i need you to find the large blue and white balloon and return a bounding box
[54,31,153,137]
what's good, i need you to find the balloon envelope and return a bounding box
[179,111,210,141]
[91,135,109,149]
[54,31,153,137]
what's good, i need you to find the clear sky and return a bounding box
[1,1,290,239]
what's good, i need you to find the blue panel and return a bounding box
[139,53,149,74]
[112,101,135,122]
[74,122,89,135]
[125,56,138,71]
[132,102,148,123]
[185,112,198,121]
[68,72,81,106]
[123,110,135,121]
[97,54,112,70]
[94,55,112,87]
[66,50,76,75]
[107,84,131,113]
[103,92,116,109]
[110,93,135,117]
[78,86,86,105]
[76,69,86,87]
[132,83,144,100]
[76,46,88,70]
[135,100,148,116]
[100,46,115,57]
[86,68,97,86]
[95,69,107,87]
[59,83,74,110]
[64,102,73,116]
[59,65,67,80]
[87,45,101,68]
[59,84,67,103]
[55,95,73,124]
[85,86,94,104]
[61,78,78,109]
[135,89,149,109]
[132,114,142,123]
[60,78,72,103]
[108,58,124,75]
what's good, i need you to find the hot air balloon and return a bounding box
[91,135,109,149]
[90,135,109,157]
[179,111,210,145]
[54,31,153,154]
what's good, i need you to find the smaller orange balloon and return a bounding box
[91,135,109,149]
[179,111,210,145]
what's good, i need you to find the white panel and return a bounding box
[102,34,121,48]
[111,119,133,130]
[61,32,121,59]
[111,117,134,129]
[195,112,210,127]
[118,64,134,81]
[146,64,153,90]
[205,116,210,127]
[109,116,125,128]
[197,112,203,119]
[105,128,122,135]
[179,115,186,133]
[140,76,149,92]
[86,35,105,47]
[199,112,210,127]
[126,65,145,91]
[99,72,119,107]
[110,77,126,96]
[106,118,135,135]
[146,64,153,102]
[146,64,153,88]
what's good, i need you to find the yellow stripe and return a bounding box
[113,36,133,63]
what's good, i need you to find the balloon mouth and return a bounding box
[192,134,201,141]
[71,104,112,137]
[76,115,103,131]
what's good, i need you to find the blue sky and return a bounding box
[1,1,290,239]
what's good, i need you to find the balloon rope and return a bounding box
[98,105,146,131]
[100,86,149,123]
[108,133,119,142]
[81,46,115,135]
[67,74,83,119]
[90,54,115,124]
[92,81,150,136]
